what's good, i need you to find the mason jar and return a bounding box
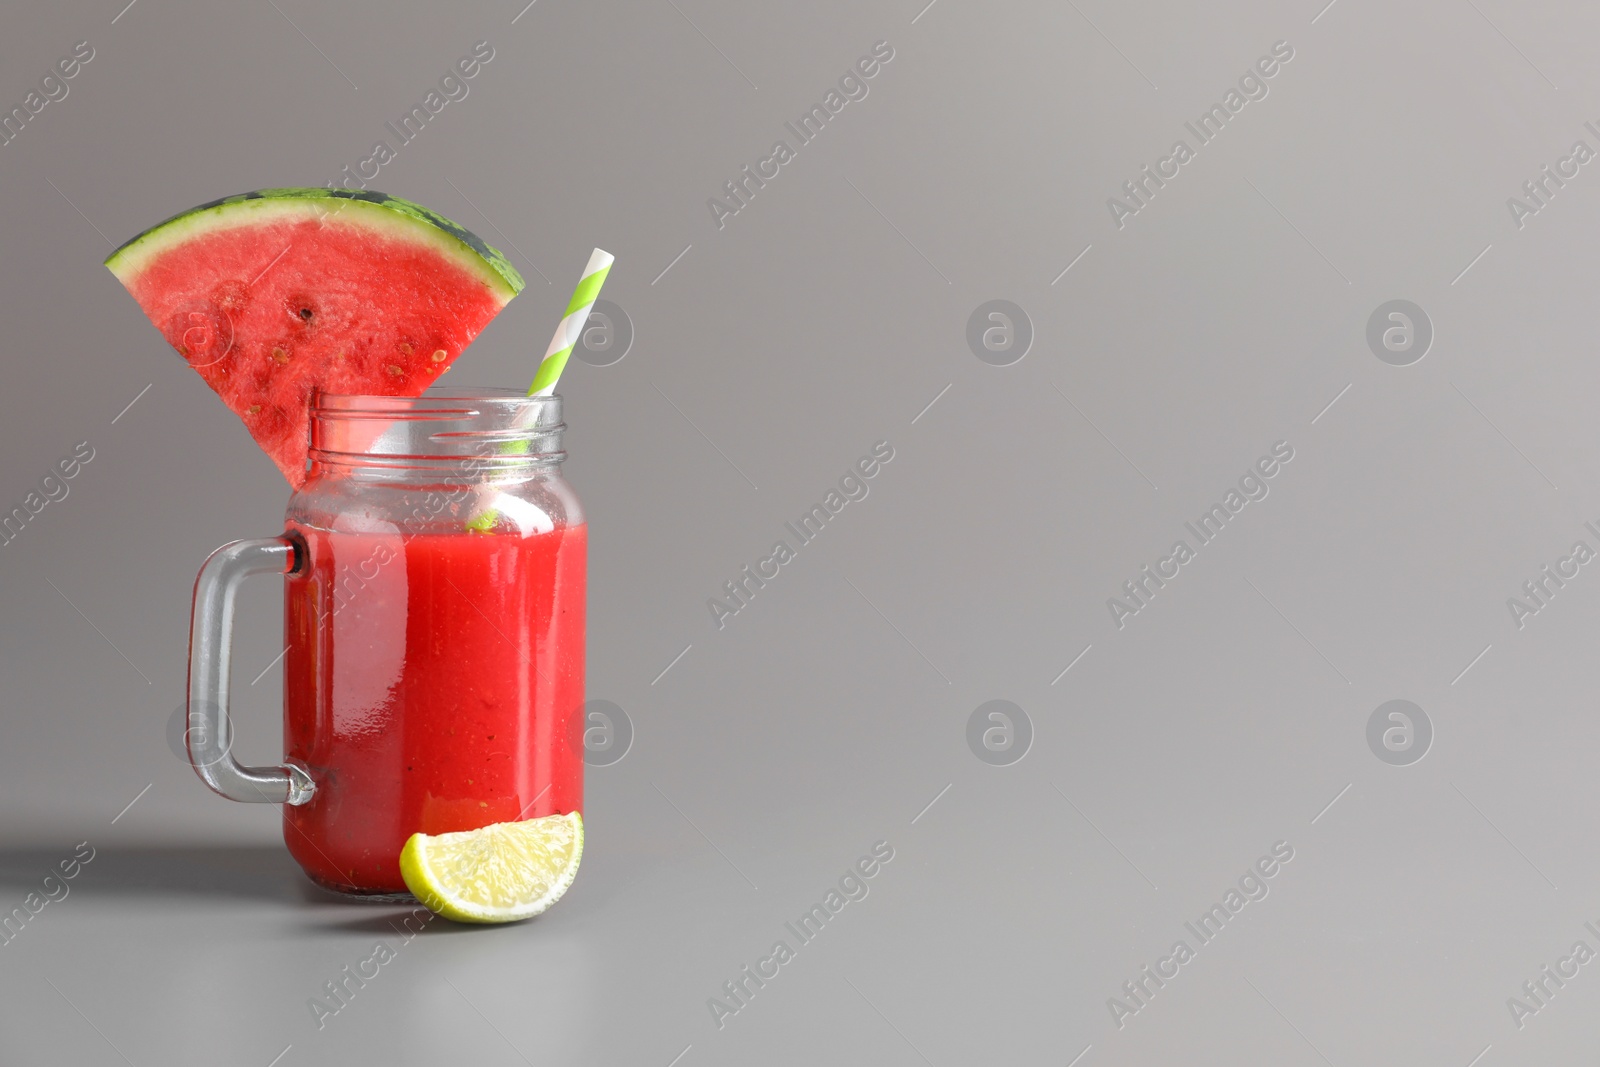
[185,391,586,897]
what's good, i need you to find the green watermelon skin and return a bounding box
[107,188,524,487]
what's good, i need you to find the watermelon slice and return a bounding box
[106,187,524,487]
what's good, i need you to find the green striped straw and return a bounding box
[529,248,613,396]
[465,248,613,532]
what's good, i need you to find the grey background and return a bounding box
[0,0,1596,1062]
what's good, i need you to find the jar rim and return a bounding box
[309,387,565,470]
[314,387,559,412]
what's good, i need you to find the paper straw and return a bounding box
[464,248,614,532]
[528,248,612,396]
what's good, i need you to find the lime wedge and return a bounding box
[399,812,583,923]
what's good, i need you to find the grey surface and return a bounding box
[0,0,1596,1062]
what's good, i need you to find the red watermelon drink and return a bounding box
[283,526,587,893]
[108,190,599,910]
[282,391,586,895]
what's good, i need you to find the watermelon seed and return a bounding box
[387,364,404,377]
[248,404,262,415]
[298,307,313,321]
[398,342,414,356]
[431,349,447,362]
[272,347,290,364]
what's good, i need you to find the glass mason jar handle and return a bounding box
[186,536,315,806]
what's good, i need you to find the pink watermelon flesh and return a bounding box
[111,198,518,488]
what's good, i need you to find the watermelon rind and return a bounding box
[104,187,524,300]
